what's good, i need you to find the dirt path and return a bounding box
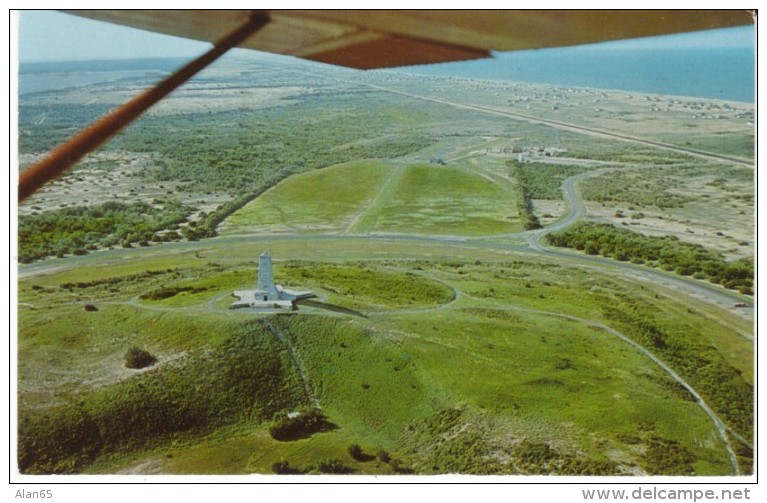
[261,318,319,408]
[344,164,405,235]
[461,293,744,475]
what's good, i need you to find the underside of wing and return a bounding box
[62,9,754,69]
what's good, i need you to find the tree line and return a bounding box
[547,222,753,294]
[18,199,190,263]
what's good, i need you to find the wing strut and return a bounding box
[18,11,270,203]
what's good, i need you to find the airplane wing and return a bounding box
[20,9,754,201]
[64,10,753,69]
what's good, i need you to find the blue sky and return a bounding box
[18,10,754,63]
[18,10,211,62]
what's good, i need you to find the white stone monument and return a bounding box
[231,251,314,309]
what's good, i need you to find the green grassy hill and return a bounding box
[17,245,751,475]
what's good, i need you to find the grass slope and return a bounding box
[367,164,521,235]
[220,160,392,235]
[220,161,523,237]
[18,251,750,475]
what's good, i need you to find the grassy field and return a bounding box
[365,163,522,235]
[221,160,523,237]
[17,241,751,475]
[220,160,393,235]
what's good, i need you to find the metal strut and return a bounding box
[18,11,270,202]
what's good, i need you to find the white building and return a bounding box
[231,251,314,310]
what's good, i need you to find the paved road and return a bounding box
[526,168,615,251]
[359,83,753,168]
[278,65,752,169]
[522,170,753,327]
[19,228,751,324]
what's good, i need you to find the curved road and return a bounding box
[527,168,614,250]
[523,170,753,328]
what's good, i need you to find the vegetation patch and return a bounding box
[513,175,540,229]
[221,161,393,235]
[223,161,521,237]
[403,408,619,475]
[18,324,307,473]
[547,222,753,294]
[268,407,335,441]
[369,164,521,235]
[18,200,191,262]
[269,315,434,440]
[112,97,432,195]
[603,294,753,441]
[314,457,353,474]
[509,161,589,229]
[579,168,692,208]
[640,437,696,475]
[510,162,589,199]
[124,347,157,369]
[280,263,455,310]
[139,286,208,301]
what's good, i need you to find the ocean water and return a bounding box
[400,47,754,103]
[19,48,755,104]
[18,58,188,96]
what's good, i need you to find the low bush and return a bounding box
[547,222,753,293]
[124,347,157,369]
[377,449,391,464]
[641,437,695,475]
[316,458,351,474]
[508,162,541,230]
[271,459,297,474]
[18,404,102,474]
[18,199,192,263]
[268,407,334,441]
[347,443,364,461]
[139,286,207,301]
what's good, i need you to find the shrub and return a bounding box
[641,437,695,475]
[547,222,753,293]
[124,347,157,369]
[377,449,391,464]
[268,407,333,441]
[316,458,349,474]
[271,460,293,474]
[18,200,191,262]
[347,443,364,461]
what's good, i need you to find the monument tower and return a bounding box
[256,251,279,301]
[231,250,314,309]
